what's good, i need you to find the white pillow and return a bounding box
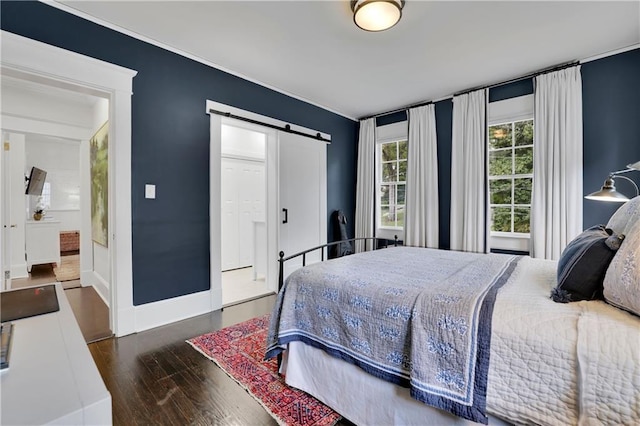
[606,195,640,236]
[603,218,640,316]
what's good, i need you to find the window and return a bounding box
[488,119,533,235]
[377,139,407,230]
[40,182,52,209]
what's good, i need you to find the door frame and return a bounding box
[1,31,138,336]
[207,100,330,311]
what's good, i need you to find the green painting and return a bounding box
[90,121,108,247]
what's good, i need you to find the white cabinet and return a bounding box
[0,283,112,425]
[25,220,61,272]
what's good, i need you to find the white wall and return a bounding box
[221,124,266,160]
[25,135,81,231]
[1,83,94,129]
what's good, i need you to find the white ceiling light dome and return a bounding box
[352,0,404,32]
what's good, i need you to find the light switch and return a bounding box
[145,184,156,199]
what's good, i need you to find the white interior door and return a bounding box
[279,132,327,279]
[2,132,28,287]
[221,158,239,270]
[221,157,266,271]
[238,161,265,267]
[1,133,10,290]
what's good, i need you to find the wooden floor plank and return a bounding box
[88,295,282,425]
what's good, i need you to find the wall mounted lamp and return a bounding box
[585,160,640,202]
[352,0,404,32]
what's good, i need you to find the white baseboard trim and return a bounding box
[134,290,215,333]
[116,307,136,337]
[79,269,110,308]
[90,272,110,308]
[11,263,28,279]
[80,270,93,286]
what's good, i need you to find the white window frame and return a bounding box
[488,95,534,252]
[40,182,52,210]
[375,121,408,240]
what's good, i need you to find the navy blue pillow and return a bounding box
[551,225,624,303]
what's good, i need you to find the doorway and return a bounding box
[220,122,269,306]
[0,77,113,342]
[1,31,136,336]
[208,100,329,312]
[8,132,83,291]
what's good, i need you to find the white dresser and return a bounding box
[0,283,112,425]
[25,220,61,272]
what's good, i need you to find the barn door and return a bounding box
[278,132,327,280]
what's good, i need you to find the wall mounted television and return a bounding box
[25,167,47,196]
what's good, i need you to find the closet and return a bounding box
[220,125,266,271]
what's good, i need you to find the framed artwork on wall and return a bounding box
[90,121,109,247]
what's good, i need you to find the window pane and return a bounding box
[388,184,397,205]
[514,207,530,233]
[381,205,394,227]
[397,184,405,205]
[382,163,396,182]
[514,146,533,174]
[489,124,512,149]
[398,160,407,182]
[491,207,512,232]
[514,178,532,204]
[396,206,405,229]
[398,140,408,160]
[514,120,533,146]
[380,185,390,205]
[382,143,397,161]
[489,149,512,176]
[490,179,512,205]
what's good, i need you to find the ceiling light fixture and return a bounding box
[352,0,404,32]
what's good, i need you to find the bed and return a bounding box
[265,200,640,425]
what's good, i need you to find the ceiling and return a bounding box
[55,1,640,120]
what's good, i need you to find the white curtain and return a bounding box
[355,118,376,252]
[450,89,488,253]
[405,105,439,248]
[531,66,583,260]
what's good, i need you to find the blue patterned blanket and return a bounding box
[266,247,520,424]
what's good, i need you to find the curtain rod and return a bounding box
[358,60,580,122]
[360,100,433,122]
[209,109,331,143]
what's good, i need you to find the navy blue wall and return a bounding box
[582,49,640,227]
[434,100,453,249]
[489,79,534,102]
[1,1,358,305]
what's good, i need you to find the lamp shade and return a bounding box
[585,177,630,202]
[353,0,403,32]
[627,160,640,170]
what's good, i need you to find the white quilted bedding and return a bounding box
[487,257,640,425]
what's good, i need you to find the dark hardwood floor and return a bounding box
[89,295,281,425]
[65,286,112,343]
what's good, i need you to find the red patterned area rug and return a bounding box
[187,314,341,426]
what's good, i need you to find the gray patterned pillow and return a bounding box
[607,195,640,235]
[603,219,640,316]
